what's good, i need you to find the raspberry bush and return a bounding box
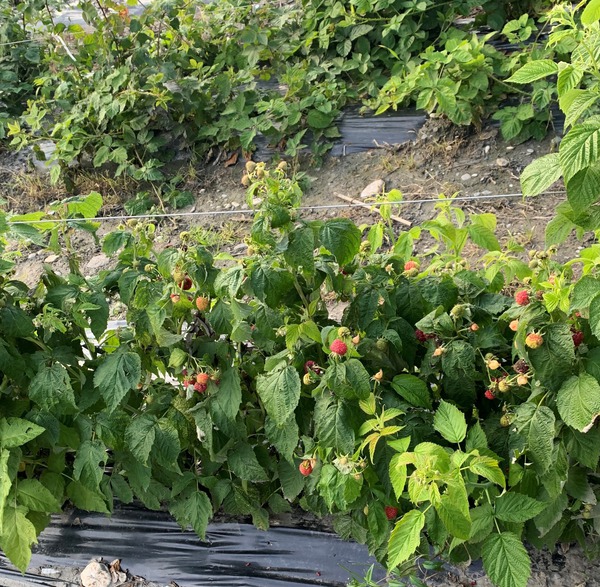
[1,169,600,587]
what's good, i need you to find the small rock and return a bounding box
[526,148,534,154]
[360,179,385,199]
[231,201,240,209]
[496,158,509,167]
[461,173,471,182]
[44,254,59,263]
[483,145,490,156]
[232,243,247,254]
[506,146,515,151]
[80,561,112,587]
[27,252,37,260]
[40,568,61,577]
[85,253,110,272]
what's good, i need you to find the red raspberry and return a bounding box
[404,260,419,271]
[484,389,496,400]
[384,506,398,520]
[572,330,584,347]
[515,290,530,306]
[194,382,207,393]
[179,276,193,290]
[299,460,313,476]
[304,360,317,373]
[330,339,348,356]
[415,329,427,343]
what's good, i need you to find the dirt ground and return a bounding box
[2,118,600,587]
[0,116,578,288]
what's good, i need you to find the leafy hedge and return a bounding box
[4,0,557,208]
[1,167,600,587]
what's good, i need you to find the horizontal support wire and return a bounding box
[6,190,566,225]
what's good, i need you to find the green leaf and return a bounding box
[556,373,600,432]
[170,491,213,540]
[590,294,600,339]
[391,374,432,409]
[265,415,298,462]
[528,406,556,474]
[566,163,600,213]
[469,456,506,488]
[0,449,10,534]
[469,504,494,543]
[582,0,600,25]
[73,439,107,490]
[256,365,301,426]
[29,363,77,413]
[307,109,335,129]
[560,121,600,183]
[319,219,361,266]
[0,505,38,572]
[344,359,372,400]
[284,227,315,273]
[571,276,600,312]
[506,60,558,84]
[314,394,355,454]
[17,479,61,513]
[527,323,575,392]
[433,400,467,443]
[125,415,157,464]
[389,453,407,500]
[94,350,141,413]
[66,480,109,513]
[468,224,500,251]
[387,510,425,569]
[212,368,242,421]
[0,418,44,448]
[435,480,471,539]
[494,493,546,523]
[565,427,600,469]
[482,532,531,587]
[228,443,269,482]
[557,65,584,96]
[520,153,562,197]
[562,89,598,128]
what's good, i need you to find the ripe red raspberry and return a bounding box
[572,330,584,347]
[179,276,193,291]
[515,290,530,306]
[384,506,398,520]
[194,382,207,393]
[404,260,419,271]
[330,339,348,356]
[299,460,313,476]
[525,332,543,349]
[484,389,496,400]
[415,329,427,343]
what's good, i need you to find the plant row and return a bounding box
[1,167,600,587]
[1,0,562,210]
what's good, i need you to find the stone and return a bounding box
[496,157,509,167]
[360,179,385,199]
[80,561,112,587]
[44,254,59,263]
[460,173,471,182]
[85,253,110,272]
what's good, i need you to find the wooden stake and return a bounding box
[334,193,411,226]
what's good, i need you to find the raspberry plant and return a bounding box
[2,169,600,587]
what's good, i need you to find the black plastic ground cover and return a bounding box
[0,506,383,587]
